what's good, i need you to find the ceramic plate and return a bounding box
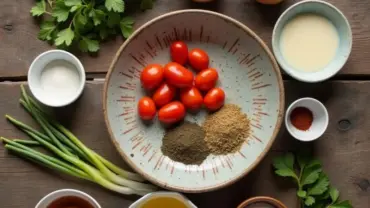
[104,10,284,192]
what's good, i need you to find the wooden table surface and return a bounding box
[0,0,369,207]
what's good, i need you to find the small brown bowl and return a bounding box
[237,196,288,208]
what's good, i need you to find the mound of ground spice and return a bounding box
[161,122,210,165]
[203,104,250,155]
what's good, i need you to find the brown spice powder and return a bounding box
[203,104,250,155]
[161,122,210,165]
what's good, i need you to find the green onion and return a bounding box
[2,137,90,180]
[12,139,39,145]
[5,144,89,180]
[1,85,158,196]
[19,91,74,157]
[23,93,146,183]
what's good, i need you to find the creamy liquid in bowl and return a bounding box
[280,14,339,72]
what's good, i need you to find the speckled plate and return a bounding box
[103,10,284,193]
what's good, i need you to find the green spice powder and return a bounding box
[161,122,210,165]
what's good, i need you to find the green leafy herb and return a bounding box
[305,196,316,206]
[328,200,352,208]
[52,1,70,22]
[38,21,57,41]
[120,16,134,38]
[31,0,154,53]
[272,152,297,179]
[55,27,75,46]
[64,0,82,7]
[273,153,353,208]
[105,0,125,12]
[79,37,100,52]
[308,173,330,196]
[31,1,46,16]
[329,187,340,202]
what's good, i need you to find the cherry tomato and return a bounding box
[152,83,176,107]
[170,41,188,65]
[195,68,219,91]
[180,87,203,111]
[137,97,156,120]
[204,88,225,111]
[140,64,164,90]
[188,48,209,71]
[158,101,186,124]
[164,62,194,88]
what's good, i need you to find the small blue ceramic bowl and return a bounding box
[272,0,352,83]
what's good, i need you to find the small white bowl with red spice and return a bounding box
[285,97,329,141]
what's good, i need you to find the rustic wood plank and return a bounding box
[0,0,369,79]
[0,81,369,207]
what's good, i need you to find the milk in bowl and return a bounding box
[280,13,339,72]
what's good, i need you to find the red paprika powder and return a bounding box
[290,107,313,131]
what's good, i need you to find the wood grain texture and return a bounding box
[0,0,369,78]
[0,81,369,207]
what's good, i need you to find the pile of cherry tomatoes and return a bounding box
[138,41,226,125]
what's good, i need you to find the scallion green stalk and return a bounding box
[19,99,74,157]
[22,88,146,183]
[2,85,157,195]
[2,137,90,180]
[5,144,89,180]
[24,130,149,194]
[12,139,39,145]
[53,122,156,192]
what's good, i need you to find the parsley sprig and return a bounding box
[273,153,353,208]
[31,0,153,53]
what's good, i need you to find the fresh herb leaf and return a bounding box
[272,153,352,208]
[317,188,331,200]
[305,196,316,206]
[120,17,134,38]
[52,1,70,22]
[107,12,121,28]
[105,0,125,12]
[273,153,295,170]
[308,173,330,196]
[328,200,353,208]
[76,11,88,26]
[330,187,340,203]
[65,0,82,7]
[297,190,307,198]
[51,28,60,40]
[306,159,321,169]
[273,153,298,179]
[31,1,46,16]
[70,5,80,12]
[38,21,57,41]
[141,0,154,10]
[120,16,134,25]
[30,0,148,53]
[274,168,297,178]
[300,160,322,186]
[99,27,109,40]
[79,37,99,52]
[55,27,75,46]
[89,9,105,26]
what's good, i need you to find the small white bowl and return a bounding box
[272,0,352,82]
[28,50,86,107]
[129,192,197,208]
[285,97,329,142]
[35,189,101,208]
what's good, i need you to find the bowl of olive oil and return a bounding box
[129,192,196,208]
